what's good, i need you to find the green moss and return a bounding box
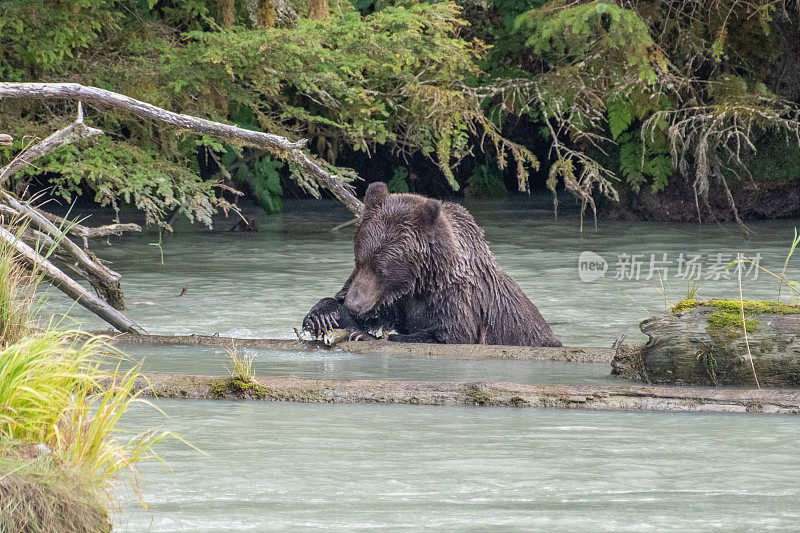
[209,377,268,399]
[509,396,528,406]
[465,386,492,406]
[707,311,759,333]
[670,298,800,342]
[672,298,800,315]
[672,298,700,313]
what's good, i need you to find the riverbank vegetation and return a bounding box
[0,231,170,531]
[2,0,800,226]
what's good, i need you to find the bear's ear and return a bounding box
[417,198,441,227]
[364,182,389,209]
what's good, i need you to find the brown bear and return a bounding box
[302,182,562,347]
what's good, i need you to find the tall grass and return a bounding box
[0,228,35,347]
[0,225,172,512]
[0,332,169,488]
[225,343,255,383]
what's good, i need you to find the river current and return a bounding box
[38,198,799,531]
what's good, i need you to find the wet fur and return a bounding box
[305,184,562,347]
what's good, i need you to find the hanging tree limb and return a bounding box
[0,103,127,309]
[0,102,103,184]
[0,82,365,215]
[0,83,303,152]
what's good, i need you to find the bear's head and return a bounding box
[344,182,444,315]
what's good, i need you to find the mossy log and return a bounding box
[132,373,800,414]
[616,299,800,386]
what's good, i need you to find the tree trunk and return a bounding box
[308,0,329,20]
[217,0,236,27]
[257,0,276,28]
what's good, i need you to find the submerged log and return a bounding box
[103,332,616,363]
[614,299,800,387]
[133,373,800,414]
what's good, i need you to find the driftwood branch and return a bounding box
[0,102,102,184]
[0,226,143,334]
[1,192,126,308]
[0,82,368,333]
[2,203,140,248]
[289,150,363,215]
[0,83,303,152]
[0,82,364,215]
[38,210,141,248]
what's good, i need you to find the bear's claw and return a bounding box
[303,297,342,338]
[347,329,375,341]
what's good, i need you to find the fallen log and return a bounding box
[103,332,617,363]
[613,299,800,387]
[0,226,144,334]
[133,373,800,414]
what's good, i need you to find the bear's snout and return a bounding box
[344,268,380,315]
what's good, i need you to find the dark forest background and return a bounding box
[3,0,800,227]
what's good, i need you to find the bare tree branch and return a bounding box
[0,82,365,215]
[2,191,126,308]
[0,83,369,333]
[0,102,102,184]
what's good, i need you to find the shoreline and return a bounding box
[133,373,800,415]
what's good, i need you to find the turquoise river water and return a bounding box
[37,198,799,531]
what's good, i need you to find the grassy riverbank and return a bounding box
[0,231,168,532]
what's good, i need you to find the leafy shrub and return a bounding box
[466,162,507,198]
[386,167,410,193]
[0,0,117,78]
